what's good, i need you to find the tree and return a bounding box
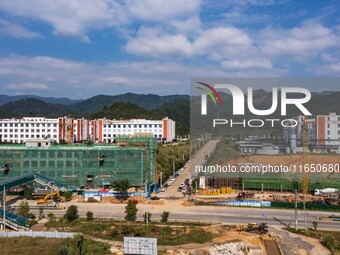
[112,179,130,194]
[16,200,30,218]
[64,205,79,222]
[113,179,130,201]
[125,201,138,221]
[38,207,44,220]
[63,191,73,201]
[160,211,170,223]
[86,211,94,221]
[312,221,318,231]
[24,188,33,200]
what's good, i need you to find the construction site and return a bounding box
[0,135,156,188]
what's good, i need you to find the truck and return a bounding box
[314,188,338,196]
[237,191,254,200]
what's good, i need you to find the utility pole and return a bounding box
[172,160,175,176]
[3,186,6,231]
[160,172,163,187]
[294,189,298,230]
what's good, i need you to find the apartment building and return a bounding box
[0,116,176,144]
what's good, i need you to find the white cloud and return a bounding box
[0,0,128,41]
[124,0,201,22]
[125,27,193,57]
[259,23,338,57]
[0,55,292,98]
[7,82,49,90]
[0,19,41,39]
[0,0,201,41]
[221,58,272,70]
[125,26,251,59]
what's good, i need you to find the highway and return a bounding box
[31,201,340,231]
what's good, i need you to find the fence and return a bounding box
[0,231,80,238]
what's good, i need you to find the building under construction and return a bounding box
[203,175,340,193]
[0,135,156,188]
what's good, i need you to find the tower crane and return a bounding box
[302,115,309,230]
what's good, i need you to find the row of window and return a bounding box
[0,123,58,127]
[103,129,162,133]
[103,134,162,138]
[103,124,162,128]
[1,134,58,139]
[0,129,58,133]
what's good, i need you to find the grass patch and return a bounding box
[157,143,190,181]
[205,139,239,165]
[285,227,340,254]
[0,236,111,255]
[45,218,216,246]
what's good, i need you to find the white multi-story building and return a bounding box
[98,117,175,143]
[0,117,59,144]
[0,116,176,144]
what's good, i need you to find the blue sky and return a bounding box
[0,0,339,99]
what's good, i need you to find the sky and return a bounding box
[0,0,339,99]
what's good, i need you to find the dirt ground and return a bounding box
[227,154,340,165]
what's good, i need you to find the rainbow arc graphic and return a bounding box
[196,82,222,115]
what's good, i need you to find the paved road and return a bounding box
[31,201,340,231]
[158,140,219,198]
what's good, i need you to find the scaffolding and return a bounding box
[0,136,156,188]
[205,176,340,193]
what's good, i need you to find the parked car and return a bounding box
[177,187,183,192]
[181,187,187,194]
[179,183,185,188]
[160,186,167,192]
[150,196,160,200]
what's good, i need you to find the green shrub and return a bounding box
[64,205,79,222]
[324,234,339,252]
[86,211,94,221]
[160,211,169,223]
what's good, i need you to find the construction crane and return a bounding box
[302,115,309,230]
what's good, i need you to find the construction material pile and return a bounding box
[209,242,247,255]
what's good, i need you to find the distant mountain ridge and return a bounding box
[0,93,190,135]
[0,95,81,106]
[1,90,339,136]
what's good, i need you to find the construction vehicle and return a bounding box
[243,222,268,234]
[314,188,338,196]
[237,191,254,200]
[36,190,61,204]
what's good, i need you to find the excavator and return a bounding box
[36,190,61,204]
[243,222,268,234]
